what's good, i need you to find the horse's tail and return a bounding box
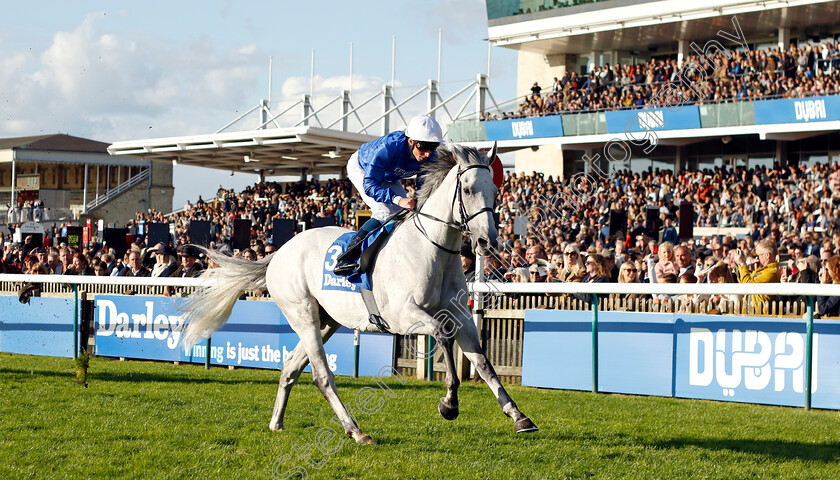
[180,247,272,352]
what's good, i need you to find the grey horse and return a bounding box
[181,143,537,444]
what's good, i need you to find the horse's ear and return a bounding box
[487,142,498,166]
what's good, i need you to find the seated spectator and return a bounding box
[734,239,781,310]
[817,255,840,317]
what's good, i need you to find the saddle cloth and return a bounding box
[321,221,396,293]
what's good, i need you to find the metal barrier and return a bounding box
[2,274,839,409]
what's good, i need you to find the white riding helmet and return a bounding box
[405,115,444,143]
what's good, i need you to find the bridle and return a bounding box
[412,163,494,254]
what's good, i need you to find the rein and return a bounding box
[411,163,493,254]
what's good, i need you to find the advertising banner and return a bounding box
[0,297,76,358]
[753,95,840,124]
[94,296,393,377]
[523,309,840,409]
[605,106,701,134]
[484,115,564,141]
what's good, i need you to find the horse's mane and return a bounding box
[414,144,488,210]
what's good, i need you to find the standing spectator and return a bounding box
[172,245,204,278]
[661,217,678,245]
[92,260,110,276]
[528,263,546,283]
[571,254,609,303]
[64,253,94,276]
[558,244,585,282]
[610,261,644,306]
[119,250,151,277]
[675,245,694,280]
[735,239,781,310]
[151,244,179,277]
[817,256,840,317]
[46,251,62,274]
[461,244,476,281]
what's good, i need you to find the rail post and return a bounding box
[205,337,211,370]
[426,335,434,381]
[805,295,814,410]
[353,329,360,378]
[591,293,599,394]
[73,284,79,360]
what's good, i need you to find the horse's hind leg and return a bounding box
[455,320,538,433]
[285,301,375,444]
[270,316,340,432]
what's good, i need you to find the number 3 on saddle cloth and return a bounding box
[322,221,397,293]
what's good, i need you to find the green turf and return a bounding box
[1,353,839,479]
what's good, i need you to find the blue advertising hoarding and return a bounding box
[0,297,77,358]
[605,106,702,134]
[523,309,840,409]
[484,115,564,141]
[753,95,840,124]
[94,296,393,377]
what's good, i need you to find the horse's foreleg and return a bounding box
[270,318,340,432]
[455,321,538,433]
[435,333,460,420]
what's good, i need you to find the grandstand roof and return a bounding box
[0,133,147,167]
[489,0,840,54]
[108,126,377,175]
[0,134,110,154]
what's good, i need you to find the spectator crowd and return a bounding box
[3,151,840,314]
[482,159,840,315]
[484,40,840,119]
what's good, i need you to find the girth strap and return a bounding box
[360,288,390,333]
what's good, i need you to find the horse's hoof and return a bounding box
[355,434,376,445]
[514,417,538,433]
[269,423,284,432]
[438,398,459,420]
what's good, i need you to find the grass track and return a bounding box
[1,353,839,479]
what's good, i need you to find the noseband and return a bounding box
[413,163,494,254]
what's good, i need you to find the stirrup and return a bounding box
[368,314,390,333]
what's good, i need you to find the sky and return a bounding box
[0,1,519,210]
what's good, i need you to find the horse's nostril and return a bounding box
[477,238,488,247]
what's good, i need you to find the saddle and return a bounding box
[323,216,403,332]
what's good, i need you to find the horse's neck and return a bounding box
[416,167,463,253]
[387,167,462,269]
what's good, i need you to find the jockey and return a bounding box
[333,114,443,276]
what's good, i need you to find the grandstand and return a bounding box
[453,0,840,181]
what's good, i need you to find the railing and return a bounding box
[85,167,150,212]
[2,274,837,400]
[217,75,502,140]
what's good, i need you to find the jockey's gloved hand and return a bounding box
[394,196,416,210]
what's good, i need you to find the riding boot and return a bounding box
[334,216,383,276]
[333,230,367,276]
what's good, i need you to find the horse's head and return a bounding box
[448,142,500,256]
